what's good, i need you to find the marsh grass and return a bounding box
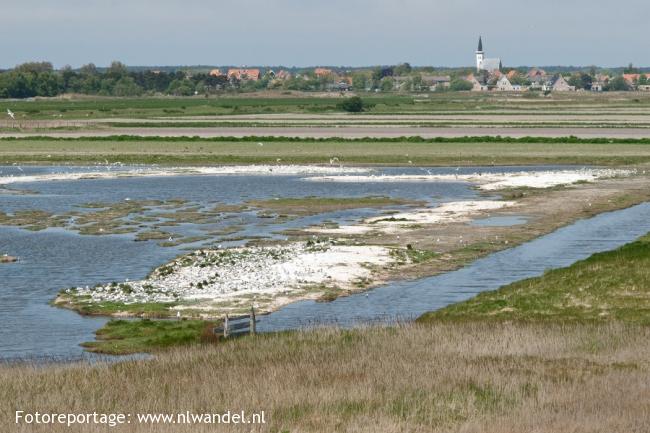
[1,322,649,432]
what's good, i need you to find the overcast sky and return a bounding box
[0,0,646,69]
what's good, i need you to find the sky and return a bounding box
[0,0,647,69]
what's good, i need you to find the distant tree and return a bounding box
[15,62,53,74]
[449,78,473,91]
[166,79,195,96]
[409,75,423,91]
[380,77,394,92]
[337,96,365,112]
[80,63,98,76]
[352,73,369,91]
[112,77,143,96]
[107,61,128,79]
[393,63,412,76]
[589,66,597,77]
[638,74,649,86]
[607,76,629,91]
[568,73,592,90]
[624,63,639,74]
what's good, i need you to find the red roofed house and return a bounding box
[506,70,519,80]
[209,69,224,77]
[227,68,261,81]
[314,68,334,78]
[623,73,650,85]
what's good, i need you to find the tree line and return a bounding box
[0,61,233,98]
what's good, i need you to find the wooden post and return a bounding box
[250,306,256,336]
[223,314,229,338]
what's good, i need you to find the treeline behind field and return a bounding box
[0,61,232,98]
[0,61,366,98]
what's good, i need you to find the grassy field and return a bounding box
[3,233,650,432]
[3,137,650,165]
[4,92,650,120]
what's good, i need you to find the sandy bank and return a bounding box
[64,241,393,316]
[0,165,369,185]
[305,168,633,190]
[311,200,515,235]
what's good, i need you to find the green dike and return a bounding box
[81,319,218,355]
[418,233,650,324]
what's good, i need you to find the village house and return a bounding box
[496,75,514,91]
[543,75,575,92]
[326,80,352,92]
[209,69,224,77]
[467,74,489,92]
[275,70,292,80]
[314,68,335,78]
[623,73,650,89]
[421,75,451,91]
[591,74,609,92]
[506,70,519,81]
[227,68,261,81]
[526,68,547,89]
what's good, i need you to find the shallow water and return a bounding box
[0,164,630,361]
[258,202,650,330]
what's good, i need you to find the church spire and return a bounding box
[477,36,483,52]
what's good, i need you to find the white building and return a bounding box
[476,36,501,73]
[496,76,514,91]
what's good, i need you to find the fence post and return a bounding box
[250,306,256,336]
[223,314,229,338]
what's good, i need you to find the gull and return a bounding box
[258,142,264,147]
[7,109,15,120]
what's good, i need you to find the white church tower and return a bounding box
[476,36,484,72]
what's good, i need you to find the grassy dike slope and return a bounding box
[419,233,650,324]
[2,235,650,432]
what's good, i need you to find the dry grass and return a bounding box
[2,322,649,433]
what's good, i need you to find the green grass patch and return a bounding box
[81,319,218,355]
[419,233,650,324]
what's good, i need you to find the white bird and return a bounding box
[258,142,264,147]
[7,109,15,120]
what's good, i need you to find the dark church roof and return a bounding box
[477,36,483,52]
